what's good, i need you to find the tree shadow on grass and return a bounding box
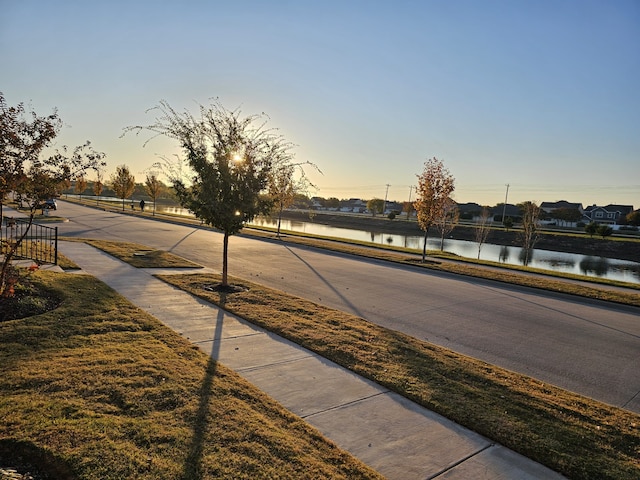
[181,294,227,480]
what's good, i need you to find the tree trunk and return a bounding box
[421,228,429,263]
[222,231,229,286]
[277,204,283,238]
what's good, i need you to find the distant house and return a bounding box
[455,202,483,220]
[490,204,521,222]
[339,198,367,213]
[384,201,403,214]
[539,200,584,226]
[540,200,584,215]
[309,197,324,210]
[583,204,634,225]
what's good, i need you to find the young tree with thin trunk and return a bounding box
[93,170,104,206]
[414,157,455,262]
[474,207,492,259]
[144,172,162,216]
[518,201,541,265]
[125,99,286,289]
[367,198,384,216]
[402,201,415,220]
[75,175,87,201]
[110,165,135,211]
[268,156,319,238]
[597,224,613,239]
[271,164,296,238]
[435,197,459,251]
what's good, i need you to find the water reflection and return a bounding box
[247,217,640,284]
[579,257,610,277]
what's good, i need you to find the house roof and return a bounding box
[540,200,583,211]
[455,202,482,213]
[584,204,633,214]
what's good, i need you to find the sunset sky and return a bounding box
[2,0,638,207]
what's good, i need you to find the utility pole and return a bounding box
[501,183,510,224]
[383,184,390,215]
[407,185,413,219]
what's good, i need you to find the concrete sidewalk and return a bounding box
[57,240,565,479]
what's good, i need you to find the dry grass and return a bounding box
[63,238,203,269]
[158,272,640,480]
[0,271,381,480]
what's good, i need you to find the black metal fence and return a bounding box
[1,216,58,265]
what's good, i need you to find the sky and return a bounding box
[1,0,639,208]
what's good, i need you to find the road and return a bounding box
[55,201,640,413]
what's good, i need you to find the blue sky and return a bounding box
[2,0,638,207]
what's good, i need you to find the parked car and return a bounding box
[43,198,57,210]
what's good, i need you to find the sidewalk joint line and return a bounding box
[426,443,494,479]
[300,391,389,419]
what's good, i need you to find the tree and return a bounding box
[552,207,582,227]
[268,157,319,238]
[402,200,415,219]
[367,198,384,216]
[414,157,455,262]
[518,201,541,265]
[292,193,311,209]
[325,197,340,209]
[434,197,459,251]
[597,225,613,239]
[474,207,492,259]
[0,92,62,219]
[626,210,640,226]
[17,141,106,212]
[93,169,104,206]
[144,171,162,216]
[125,99,284,289]
[0,95,105,297]
[503,217,514,230]
[75,175,88,201]
[585,221,598,238]
[110,165,135,211]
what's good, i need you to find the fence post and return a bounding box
[54,226,58,265]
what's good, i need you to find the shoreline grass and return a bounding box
[0,271,382,480]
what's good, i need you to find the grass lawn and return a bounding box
[60,237,640,479]
[0,271,381,480]
[157,272,639,480]
[63,238,203,269]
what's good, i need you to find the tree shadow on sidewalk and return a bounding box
[181,294,227,480]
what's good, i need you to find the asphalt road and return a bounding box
[56,201,640,413]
